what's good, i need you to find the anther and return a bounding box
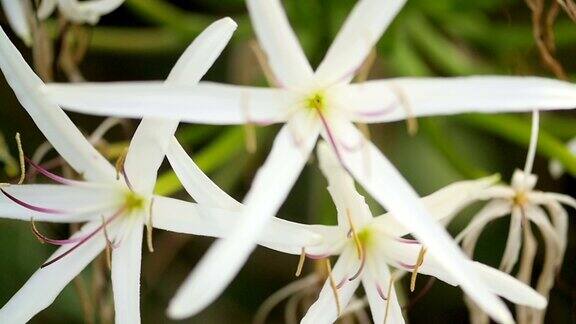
[146,198,155,253]
[384,275,395,324]
[345,209,363,260]
[15,133,25,184]
[295,247,306,277]
[325,258,342,316]
[389,83,418,136]
[410,247,427,292]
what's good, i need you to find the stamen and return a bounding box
[241,91,258,154]
[249,40,282,88]
[146,198,155,253]
[376,283,388,301]
[410,247,427,292]
[345,209,363,260]
[295,247,306,277]
[31,218,83,245]
[102,215,113,270]
[389,83,418,136]
[348,250,366,281]
[15,133,25,184]
[25,157,83,186]
[41,207,125,268]
[115,148,133,190]
[384,275,395,324]
[325,258,342,316]
[318,111,348,169]
[1,188,66,214]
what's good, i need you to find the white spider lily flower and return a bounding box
[37,0,124,24]
[456,111,576,323]
[39,0,576,320]
[0,0,31,44]
[0,19,320,323]
[549,137,576,178]
[298,142,546,324]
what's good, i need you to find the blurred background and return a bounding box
[0,0,576,323]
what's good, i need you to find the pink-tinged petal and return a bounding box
[0,221,107,323]
[246,0,314,87]
[342,77,576,123]
[0,26,116,181]
[167,121,319,319]
[315,0,407,85]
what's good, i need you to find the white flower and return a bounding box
[39,0,576,320]
[455,111,576,323]
[0,0,31,44]
[37,0,124,24]
[549,136,576,178]
[0,19,320,323]
[299,142,546,324]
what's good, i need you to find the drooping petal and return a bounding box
[372,175,499,237]
[0,184,120,222]
[543,200,568,263]
[301,248,360,324]
[166,137,240,209]
[246,0,313,87]
[124,119,177,194]
[167,122,319,319]
[0,221,106,323]
[111,219,143,324]
[336,122,514,324]
[362,253,404,324]
[339,77,576,123]
[151,196,322,254]
[456,199,512,248]
[1,0,31,44]
[499,206,523,273]
[315,0,406,85]
[45,82,293,125]
[0,27,116,181]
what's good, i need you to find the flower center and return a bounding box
[305,91,326,112]
[124,190,146,214]
[513,191,528,207]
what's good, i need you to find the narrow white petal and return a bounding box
[362,255,404,324]
[473,262,547,309]
[301,248,360,324]
[337,122,514,324]
[124,119,177,194]
[111,221,143,324]
[167,17,237,85]
[37,0,57,19]
[1,0,31,44]
[455,200,512,245]
[0,27,116,181]
[0,221,106,323]
[0,184,120,222]
[315,0,406,85]
[166,138,240,209]
[45,82,292,125]
[499,207,523,272]
[167,122,319,319]
[57,0,124,24]
[339,77,576,123]
[372,175,499,237]
[543,200,568,262]
[246,0,313,87]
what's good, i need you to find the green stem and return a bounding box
[457,114,576,176]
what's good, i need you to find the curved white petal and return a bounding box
[455,199,512,245]
[340,77,576,123]
[301,248,360,324]
[246,0,313,87]
[372,175,499,237]
[1,0,31,44]
[37,0,57,19]
[336,122,514,324]
[166,138,240,209]
[363,254,404,324]
[45,82,292,125]
[315,0,406,85]
[57,0,124,24]
[0,221,106,323]
[167,122,319,319]
[0,184,120,222]
[124,119,177,194]
[0,27,116,181]
[499,207,523,273]
[111,220,143,324]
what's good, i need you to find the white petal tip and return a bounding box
[166,300,197,320]
[219,17,238,29]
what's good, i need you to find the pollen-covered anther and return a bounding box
[295,247,306,277]
[325,258,342,315]
[146,198,155,253]
[410,246,427,292]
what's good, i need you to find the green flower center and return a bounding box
[124,191,146,214]
[305,91,326,112]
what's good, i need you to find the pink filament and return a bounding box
[348,251,366,281]
[1,188,66,214]
[318,111,350,173]
[376,283,388,301]
[32,221,84,245]
[41,207,125,268]
[25,157,83,186]
[336,276,348,289]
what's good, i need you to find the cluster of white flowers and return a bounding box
[0,1,575,323]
